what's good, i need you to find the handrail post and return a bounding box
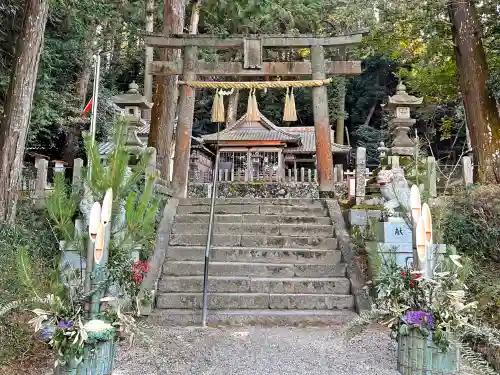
[201,124,220,327]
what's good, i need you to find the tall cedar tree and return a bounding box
[148,0,186,182]
[448,0,500,183]
[0,0,49,223]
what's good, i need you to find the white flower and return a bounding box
[83,319,113,333]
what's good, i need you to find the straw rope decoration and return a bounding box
[182,78,332,89]
[205,78,332,123]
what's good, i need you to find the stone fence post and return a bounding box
[426,156,437,198]
[34,159,48,206]
[355,147,366,205]
[462,156,473,189]
[334,164,344,183]
[72,158,84,193]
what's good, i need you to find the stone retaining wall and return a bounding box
[188,181,348,199]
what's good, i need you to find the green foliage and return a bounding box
[441,186,500,261]
[84,118,150,202]
[46,173,79,241]
[83,117,161,260]
[124,177,160,252]
[0,204,58,365]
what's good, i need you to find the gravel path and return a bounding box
[113,326,476,375]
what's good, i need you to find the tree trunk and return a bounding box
[226,89,239,127]
[0,0,49,223]
[363,103,376,127]
[143,0,155,120]
[448,0,500,183]
[148,0,186,182]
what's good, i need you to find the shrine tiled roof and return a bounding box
[98,113,350,157]
[202,113,301,143]
[202,113,350,154]
[279,126,350,154]
[202,129,300,142]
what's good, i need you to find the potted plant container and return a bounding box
[54,328,117,375]
[397,330,460,375]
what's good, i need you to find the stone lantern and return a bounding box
[110,81,153,154]
[384,81,423,156]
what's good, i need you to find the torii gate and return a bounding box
[145,31,367,198]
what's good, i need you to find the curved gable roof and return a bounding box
[202,112,301,143]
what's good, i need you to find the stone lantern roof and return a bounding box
[110,81,152,110]
[385,82,423,110]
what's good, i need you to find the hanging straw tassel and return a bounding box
[287,87,297,122]
[283,87,297,122]
[211,89,225,123]
[246,88,254,121]
[211,89,220,122]
[283,88,290,121]
[215,90,225,122]
[250,89,260,122]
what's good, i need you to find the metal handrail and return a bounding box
[201,123,220,327]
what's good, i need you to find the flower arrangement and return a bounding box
[0,120,160,373]
[347,248,500,374]
[348,252,476,349]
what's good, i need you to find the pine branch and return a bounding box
[459,342,499,375]
[0,296,52,317]
[17,247,41,300]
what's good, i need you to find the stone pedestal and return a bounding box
[391,119,416,156]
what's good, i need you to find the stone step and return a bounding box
[158,276,351,294]
[171,223,335,237]
[156,292,355,310]
[178,198,325,207]
[176,204,328,216]
[163,261,347,278]
[148,309,358,326]
[166,246,342,264]
[174,214,332,225]
[169,234,337,249]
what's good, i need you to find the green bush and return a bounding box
[440,185,500,261]
[0,203,58,365]
[439,185,500,328]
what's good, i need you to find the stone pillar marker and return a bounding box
[355,147,366,205]
[384,81,423,156]
[311,45,335,195]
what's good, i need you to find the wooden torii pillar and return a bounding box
[145,31,366,198]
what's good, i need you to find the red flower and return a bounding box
[131,260,149,284]
[409,281,416,288]
[401,271,407,277]
[413,273,421,279]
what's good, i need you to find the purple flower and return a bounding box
[402,311,435,329]
[41,327,52,340]
[57,320,73,330]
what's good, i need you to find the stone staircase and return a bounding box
[152,198,357,325]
